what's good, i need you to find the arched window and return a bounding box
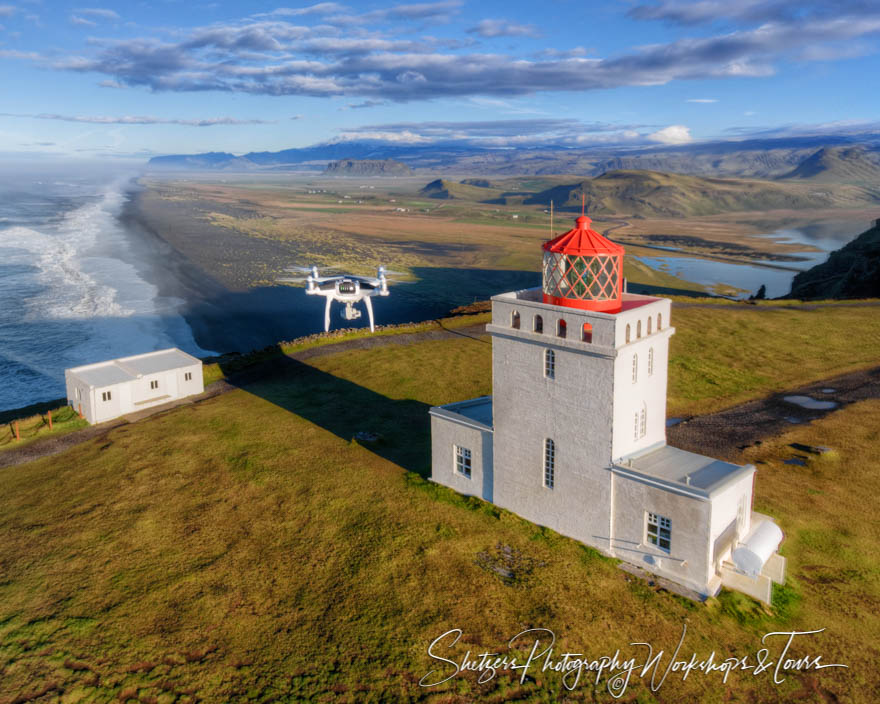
[648,347,654,376]
[647,318,653,335]
[637,320,642,339]
[625,324,631,343]
[633,413,639,441]
[632,354,638,383]
[511,310,520,329]
[582,322,593,343]
[534,315,543,334]
[543,438,555,489]
[557,319,567,338]
[657,313,662,330]
[640,404,647,438]
[544,349,555,379]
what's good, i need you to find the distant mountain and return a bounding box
[779,147,880,183]
[324,158,412,176]
[523,170,854,217]
[419,179,503,199]
[786,220,880,299]
[146,133,880,179]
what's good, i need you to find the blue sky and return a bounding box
[1,0,879,159]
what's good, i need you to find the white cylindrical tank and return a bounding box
[733,521,783,577]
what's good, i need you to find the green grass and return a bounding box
[0,405,89,452]
[0,304,877,701]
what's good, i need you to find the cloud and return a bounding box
[76,8,120,21]
[467,19,539,38]
[345,99,387,109]
[686,98,718,102]
[0,5,15,18]
[0,112,275,126]
[332,118,660,147]
[647,125,692,144]
[30,5,880,103]
[70,15,96,26]
[265,3,346,17]
[628,0,876,26]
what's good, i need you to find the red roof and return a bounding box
[542,216,625,256]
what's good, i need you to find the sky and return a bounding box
[1,0,880,160]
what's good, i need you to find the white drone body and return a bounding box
[282,265,392,332]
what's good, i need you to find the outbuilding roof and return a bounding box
[66,348,201,389]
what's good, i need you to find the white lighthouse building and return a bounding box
[429,215,785,603]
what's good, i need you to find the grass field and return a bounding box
[0,302,878,702]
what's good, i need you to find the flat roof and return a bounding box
[492,287,663,315]
[67,348,201,389]
[430,396,493,431]
[615,444,753,498]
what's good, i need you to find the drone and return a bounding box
[279,265,405,332]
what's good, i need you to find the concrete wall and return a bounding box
[611,472,714,594]
[611,329,673,460]
[708,470,755,568]
[488,316,617,550]
[430,413,493,501]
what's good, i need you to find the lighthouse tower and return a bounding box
[429,214,784,602]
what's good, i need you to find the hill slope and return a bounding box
[787,220,880,299]
[524,169,869,217]
[324,158,412,176]
[419,178,503,200]
[780,147,880,183]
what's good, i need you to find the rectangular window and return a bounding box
[455,445,472,478]
[150,380,159,390]
[544,349,555,379]
[634,413,639,441]
[640,407,647,438]
[648,348,654,376]
[544,439,555,489]
[647,513,671,552]
[184,372,192,381]
[102,391,112,402]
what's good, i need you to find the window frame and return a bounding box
[102,390,112,402]
[454,445,472,479]
[544,348,556,379]
[543,438,555,489]
[646,512,671,553]
[184,371,192,381]
[150,379,159,390]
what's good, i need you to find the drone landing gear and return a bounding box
[324,298,376,333]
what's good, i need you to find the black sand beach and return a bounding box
[120,180,540,354]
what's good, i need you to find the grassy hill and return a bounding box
[524,169,877,217]
[2,303,880,702]
[779,146,880,183]
[419,178,505,200]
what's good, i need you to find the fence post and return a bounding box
[48,410,53,430]
[78,404,84,420]
[13,420,19,441]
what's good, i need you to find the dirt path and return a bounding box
[667,365,880,462]
[0,323,488,470]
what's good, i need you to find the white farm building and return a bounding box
[65,348,204,425]
[430,216,785,604]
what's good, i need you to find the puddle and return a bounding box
[784,458,807,466]
[820,388,836,394]
[783,395,838,410]
[666,417,684,427]
[785,417,803,424]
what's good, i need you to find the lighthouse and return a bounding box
[428,215,786,603]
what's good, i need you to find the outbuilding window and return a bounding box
[544,349,555,379]
[647,513,671,552]
[455,445,472,478]
[543,439,555,489]
[102,391,112,402]
[185,372,192,381]
[150,380,159,390]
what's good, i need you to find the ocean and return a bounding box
[0,162,211,413]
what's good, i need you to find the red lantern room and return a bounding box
[542,215,625,313]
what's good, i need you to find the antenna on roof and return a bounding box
[550,200,553,237]
[581,193,586,217]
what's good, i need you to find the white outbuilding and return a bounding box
[65,348,204,424]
